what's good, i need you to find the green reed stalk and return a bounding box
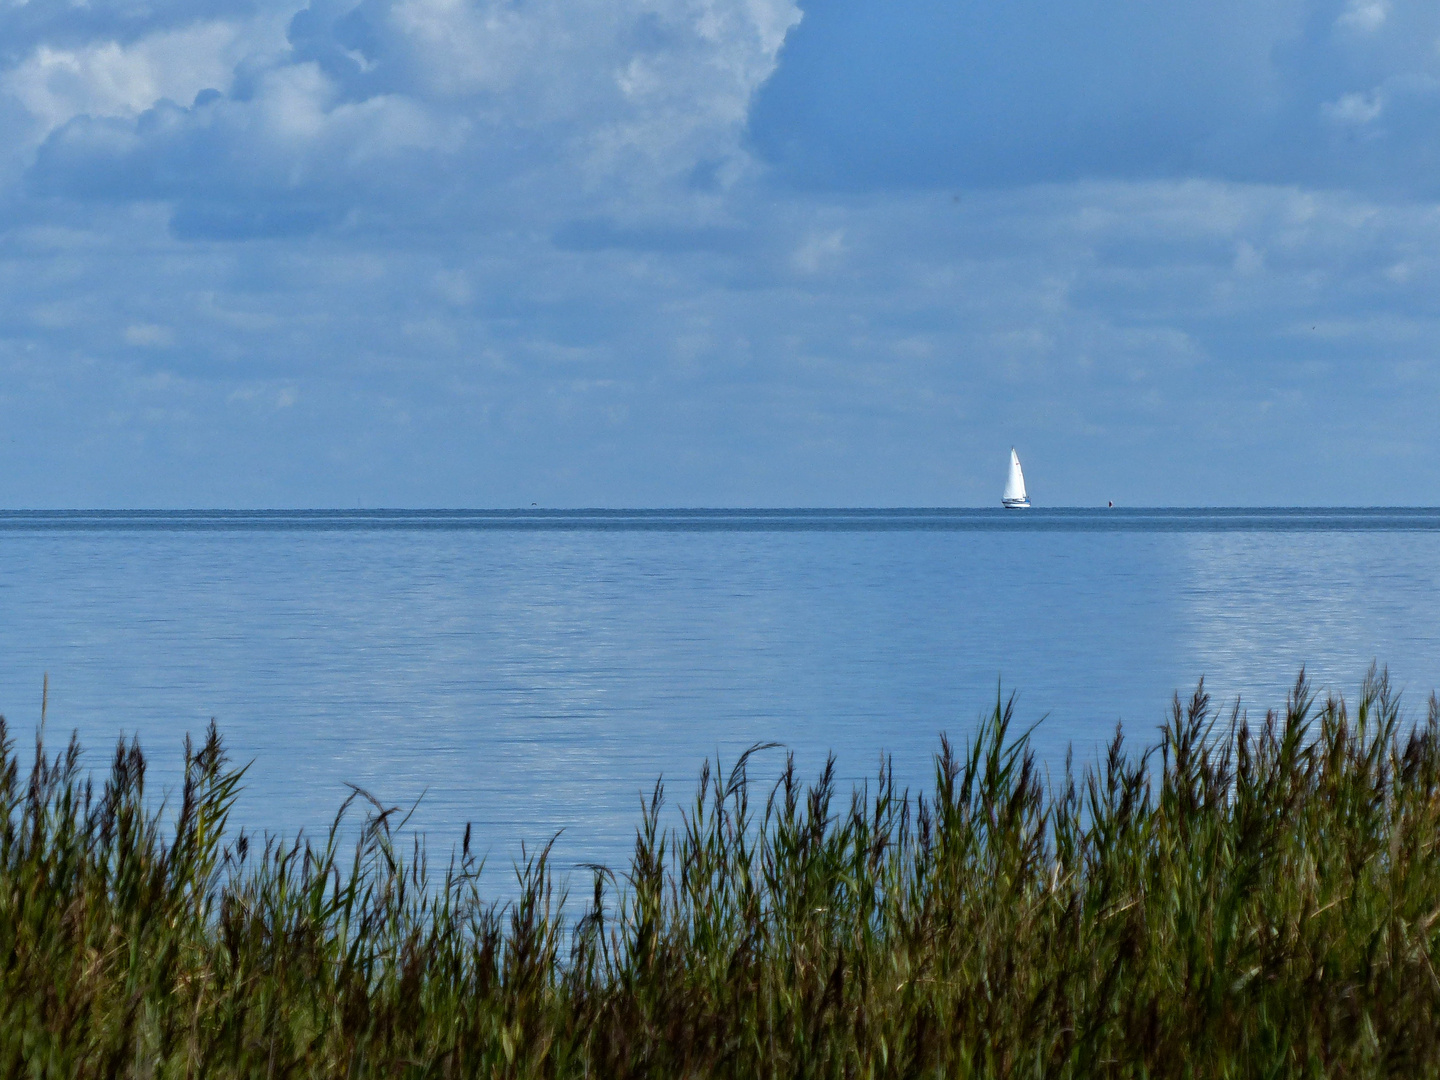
[2,668,1440,1077]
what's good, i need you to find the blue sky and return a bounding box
[0,0,1437,506]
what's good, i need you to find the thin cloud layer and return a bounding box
[2,179,1437,505]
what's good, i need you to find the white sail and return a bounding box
[1002,448,1029,507]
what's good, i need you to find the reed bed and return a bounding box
[3,670,1440,1077]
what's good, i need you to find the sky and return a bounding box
[1,0,1438,506]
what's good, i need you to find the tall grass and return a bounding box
[4,670,1440,1076]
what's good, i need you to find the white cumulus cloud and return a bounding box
[5,0,801,235]
[3,19,284,140]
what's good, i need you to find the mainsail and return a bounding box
[1002,448,1029,507]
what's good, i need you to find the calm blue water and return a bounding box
[1,508,1437,887]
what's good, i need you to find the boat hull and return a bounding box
[1002,498,1031,509]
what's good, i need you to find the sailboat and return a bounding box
[1002,448,1030,508]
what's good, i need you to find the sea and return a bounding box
[2,507,1437,892]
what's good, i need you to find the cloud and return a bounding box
[1324,89,1386,126]
[2,0,1440,509]
[6,0,801,238]
[124,322,174,346]
[3,175,1440,506]
[1335,0,1389,33]
[3,22,259,135]
[790,228,843,273]
[0,0,274,68]
[551,219,745,253]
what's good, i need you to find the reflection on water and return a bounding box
[0,510,1435,890]
[1177,531,1440,714]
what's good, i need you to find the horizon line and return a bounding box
[2,506,1438,514]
